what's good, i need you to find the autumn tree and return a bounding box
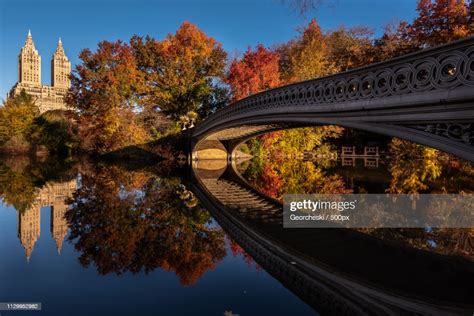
[325,26,375,71]
[278,19,336,82]
[68,40,148,153]
[226,44,281,101]
[373,22,419,60]
[131,22,228,120]
[470,1,474,33]
[375,0,473,60]
[409,0,471,47]
[0,90,39,152]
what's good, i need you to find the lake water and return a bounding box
[0,133,473,315]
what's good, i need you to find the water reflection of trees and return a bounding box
[240,159,350,199]
[387,138,474,193]
[237,136,474,260]
[386,138,442,193]
[376,138,474,259]
[357,228,473,259]
[239,153,349,200]
[228,237,260,270]
[0,155,78,212]
[66,164,226,285]
[237,126,348,199]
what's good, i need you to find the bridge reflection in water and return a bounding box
[189,159,474,316]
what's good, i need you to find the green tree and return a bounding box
[28,110,79,155]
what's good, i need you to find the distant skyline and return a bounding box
[0,0,417,100]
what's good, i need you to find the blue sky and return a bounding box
[0,0,417,99]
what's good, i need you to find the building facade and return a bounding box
[8,30,71,113]
[17,179,77,261]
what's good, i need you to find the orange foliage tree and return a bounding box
[409,0,472,47]
[131,22,228,119]
[66,164,226,284]
[376,0,473,59]
[67,40,148,153]
[69,22,228,153]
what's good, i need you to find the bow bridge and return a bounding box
[188,37,474,162]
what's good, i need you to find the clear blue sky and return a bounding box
[0,0,417,100]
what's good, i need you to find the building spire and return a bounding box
[54,37,65,55]
[24,29,36,49]
[52,36,71,88]
[55,235,64,255]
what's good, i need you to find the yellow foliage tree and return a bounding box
[387,138,442,193]
[0,90,39,151]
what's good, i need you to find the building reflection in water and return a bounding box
[17,180,77,261]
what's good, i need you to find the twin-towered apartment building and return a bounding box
[8,30,71,113]
[17,179,77,261]
[4,32,75,259]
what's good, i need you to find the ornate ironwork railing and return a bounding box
[194,37,474,135]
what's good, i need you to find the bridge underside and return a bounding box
[192,104,474,162]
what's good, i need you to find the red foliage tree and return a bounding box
[257,165,283,198]
[226,45,281,101]
[228,238,259,269]
[260,131,284,149]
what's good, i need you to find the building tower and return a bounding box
[9,31,71,113]
[51,203,69,254]
[51,38,71,89]
[18,30,41,85]
[18,205,41,262]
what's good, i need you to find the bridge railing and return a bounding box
[195,37,474,135]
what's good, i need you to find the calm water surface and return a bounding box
[0,157,316,316]
[0,133,473,315]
